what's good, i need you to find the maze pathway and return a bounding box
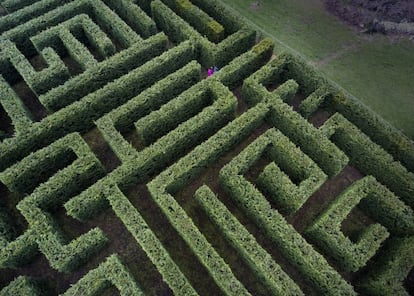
[0,0,413,295]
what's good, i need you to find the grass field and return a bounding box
[220,0,414,139]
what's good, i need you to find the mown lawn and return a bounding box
[220,0,414,139]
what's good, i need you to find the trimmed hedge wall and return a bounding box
[243,75,348,177]
[2,0,91,56]
[62,254,144,296]
[134,79,218,145]
[213,37,274,89]
[219,138,356,295]
[147,108,273,296]
[320,113,414,209]
[31,13,115,60]
[106,184,198,295]
[190,0,246,33]
[0,229,37,269]
[0,276,43,296]
[0,132,101,194]
[0,0,71,34]
[39,32,165,112]
[0,75,33,135]
[331,91,414,172]
[3,133,108,273]
[65,78,240,220]
[257,129,327,214]
[169,0,225,43]
[97,60,201,163]
[151,0,255,67]
[305,176,390,272]
[0,38,70,96]
[2,0,47,12]
[103,0,156,39]
[299,87,330,118]
[196,185,304,296]
[357,236,414,296]
[0,39,195,172]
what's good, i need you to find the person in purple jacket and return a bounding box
[207,67,213,77]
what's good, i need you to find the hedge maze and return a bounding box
[0,0,413,295]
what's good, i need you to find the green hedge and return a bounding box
[305,176,390,272]
[0,75,33,135]
[257,129,327,214]
[0,0,70,34]
[66,76,239,220]
[144,103,271,295]
[39,32,165,112]
[0,229,37,269]
[357,236,414,296]
[219,139,356,295]
[0,38,70,96]
[62,254,144,296]
[0,39,194,172]
[242,52,325,104]
[196,185,304,296]
[134,79,217,145]
[90,0,141,48]
[299,87,330,118]
[97,60,201,163]
[174,0,225,43]
[12,133,107,272]
[358,177,414,235]
[106,184,198,295]
[0,132,101,194]
[0,276,44,296]
[2,0,91,56]
[103,0,156,38]
[320,113,414,209]
[31,13,115,60]
[213,37,274,90]
[2,0,43,12]
[151,0,255,67]
[65,181,198,295]
[59,28,98,71]
[242,74,348,177]
[190,0,246,33]
[332,91,414,172]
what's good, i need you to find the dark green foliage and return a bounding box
[0,229,37,269]
[62,254,144,296]
[39,32,165,111]
[306,176,390,272]
[219,138,356,295]
[0,39,195,171]
[196,185,304,296]
[332,91,414,172]
[103,0,156,38]
[0,276,44,296]
[357,237,414,296]
[106,184,198,295]
[213,37,274,89]
[97,60,201,162]
[0,75,33,135]
[243,71,348,177]
[174,0,225,43]
[299,87,330,118]
[10,133,108,273]
[0,38,70,96]
[257,129,327,214]
[0,0,71,33]
[151,0,255,67]
[321,113,414,209]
